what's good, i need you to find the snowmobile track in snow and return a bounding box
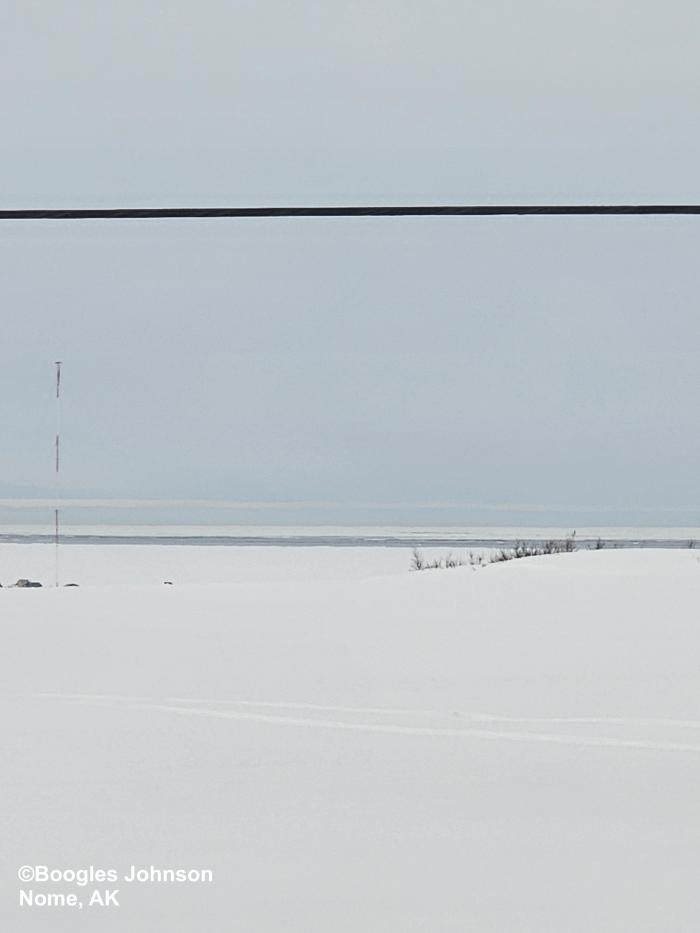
[31,693,700,755]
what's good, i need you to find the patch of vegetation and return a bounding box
[410,532,578,571]
[492,532,577,563]
[410,549,485,572]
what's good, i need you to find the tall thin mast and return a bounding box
[54,361,62,588]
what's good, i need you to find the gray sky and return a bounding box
[1,1,699,524]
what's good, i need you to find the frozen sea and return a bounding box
[2,522,700,549]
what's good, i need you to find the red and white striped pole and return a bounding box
[54,361,62,588]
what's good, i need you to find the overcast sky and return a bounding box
[1,1,699,524]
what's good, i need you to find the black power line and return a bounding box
[1,204,700,220]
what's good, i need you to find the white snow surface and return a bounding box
[0,543,459,587]
[3,545,700,931]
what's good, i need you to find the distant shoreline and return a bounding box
[1,532,696,549]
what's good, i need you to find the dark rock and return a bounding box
[14,579,42,588]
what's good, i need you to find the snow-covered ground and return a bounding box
[0,543,462,586]
[3,545,700,931]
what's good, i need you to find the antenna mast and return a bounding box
[54,361,62,587]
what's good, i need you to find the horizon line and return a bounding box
[1,498,699,514]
